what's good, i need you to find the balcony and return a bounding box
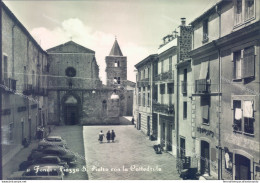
[154,71,173,82]
[23,84,33,95]
[195,79,210,93]
[182,81,187,94]
[137,78,149,87]
[2,78,17,94]
[153,103,174,116]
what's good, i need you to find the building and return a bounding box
[176,58,196,167]
[105,39,134,116]
[189,0,260,180]
[152,18,192,155]
[47,40,122,125]
[135,54,158,139]
[1,2,48,167]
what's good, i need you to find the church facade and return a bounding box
[47,40,134,125]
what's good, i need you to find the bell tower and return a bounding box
[105,38,127,88]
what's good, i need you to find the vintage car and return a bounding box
[38,136,67,149]
[28,147,77,166]
[8,165,64,180]
[19,156,69,173]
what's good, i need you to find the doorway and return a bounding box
[28,119,32,141]
[180,137,186,158]
[201,140,210,175]
[65,105,79,125]
[63,95,80,125]
[235,154,251,180]
[147,116,150,136]
[167,123,172,151]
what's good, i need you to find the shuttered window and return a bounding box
[242,46,255,78]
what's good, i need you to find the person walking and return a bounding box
[131,117,135,125]
[111,130,116,142]
[98,130,105,143]
[106,130,111,143]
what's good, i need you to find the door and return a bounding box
[235,154,251,180]
[147,116,150,136]
[201,141,210,175]
[161,122,166,148]
[138,113,141,130]
[65,105,78,125]
[180,137,186,158]
[28,119,32,141]
[152,113,158,140]
[167,123,172,151]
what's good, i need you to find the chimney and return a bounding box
[181,18,186,26]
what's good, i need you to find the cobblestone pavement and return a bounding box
[50,125,88,180]
[83,125,181,180]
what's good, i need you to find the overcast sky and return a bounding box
[3,0,220,84]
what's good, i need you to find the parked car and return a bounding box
[8,165,64,180]
[19,156,69,172]
[38,136,67,149]
[28,147,77,166]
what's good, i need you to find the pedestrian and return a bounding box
[111,130,116,142]
[98,130,105,143]
[131,116,135,125]
[106,130,111,143]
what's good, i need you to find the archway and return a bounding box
[63,95,79,125]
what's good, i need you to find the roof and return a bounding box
[2,2,47,55]
[109,39,123,56]
[47,41,95,53]
[135,54,158,68]
[189,0,226,25]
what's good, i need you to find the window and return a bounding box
[153,85,158,103]
[138,88,141,106]
[147,86,150,106]
[147,68,150,79]
[233,46,255,79]
[183,102,187,119]
[160,84,165,104]
[143,69,145,79]
[164,59,169,73]
[203,19,208,42]
[4,55,8,80]
[65,67,76,77]
[245,0,254,20]
[201,96,210,124]
[234,0,255,25]
[235,0,242,24]
[233,51,242,79]
[158,61,162,74]
[9,123,14,141]
[169,56,172,71]
[113,77,120,84]
[168,83,174,105]
[154,62,158,76]
[114,61,120,67]
[142,87,146,106]
[32,71,35,86]
[233,99,254,134]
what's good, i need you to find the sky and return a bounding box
[3,0,220,84]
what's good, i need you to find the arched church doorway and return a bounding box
[63,95,79,125]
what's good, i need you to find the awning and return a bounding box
[199,61,209,79]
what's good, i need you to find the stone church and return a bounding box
[47,39,134,125]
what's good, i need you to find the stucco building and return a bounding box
[1,2,48,166]
[189,0,260,180]
[135,54,157,139]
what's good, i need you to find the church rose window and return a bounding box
[65,67,76,77]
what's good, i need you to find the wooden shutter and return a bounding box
[242,46,255,78]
